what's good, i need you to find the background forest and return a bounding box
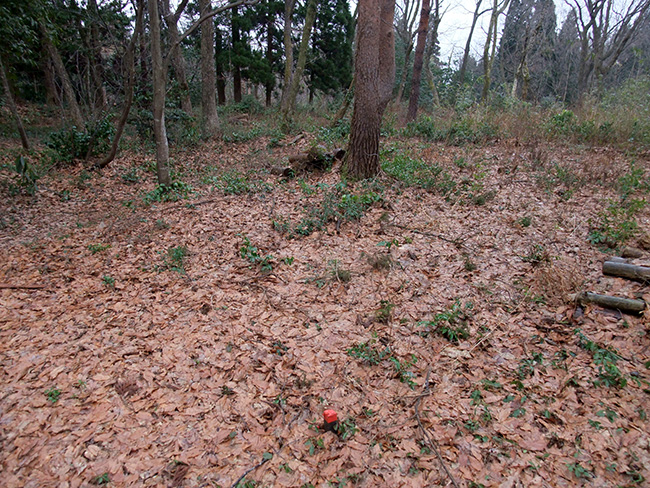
[2,1,650,488]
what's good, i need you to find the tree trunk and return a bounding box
[163,0,193,115]
[96,0,144,169]
[282,0,317,121]
[148,0,171,186]
[216,27,227,105]
[0,57,30,151]
[43,54,60,107]
[280,0,296,110]
[406,0,431,123]
[458,0,484,87]
[40,22,85,127]
[88,0,108,109]
[200,0,220,137]
[331,75,355,127]
[576,292,645,314]
[394,44,412,104]
[602,260,650,282]
[232,6,242,103]
[422,0,441,106]
[265,2,274,107]
[345,0,396,180]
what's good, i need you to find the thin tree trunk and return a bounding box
[345,0,396,179]
[422,0,441,106]
[148,0,171,186]
[216,27,226,104]
[40,22,85,127]
[394,45,412,104]
[406,0,431,123]
[265,2,273,107]
[458,0,484,87]
[280,0,296,110]
[282,0,317,121]
[43,54,60,107]
[163,0,193,115]
[200,0,219,137]
[232,6,242,103]
[0,57,30,150]
[96,0,143,169]
[331,75,355,127]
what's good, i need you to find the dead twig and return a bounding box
[230,455,271,488]
[414,368,460,488]
[0,283,47,290]
[392,223,467,248]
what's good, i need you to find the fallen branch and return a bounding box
[603,260,650,282]
[414,369,460,488]
[230,454,271,488]
[574,292,645,314]
[392,223,467,248]
[0,284,47,290]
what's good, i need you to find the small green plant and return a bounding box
[47,117,114,163]
[577,330,627,388]
[221,385,235,396]
[155,219,169,230]
[376,300,395,324]
[588,198,645,248]
[418,301,472,343]
[305,437,325,456]
[102,275,115,288]
[121,167,140,184]
[517,352,544,379]
[91,473,111,485]
[347,340,391,365]
[45,387,61,404]
[12,155,39,195]
[518,216,532,227]
[88,243,111,254]
[335,417,359,440]
[162,246,189,273]
[390,354,418,389]
[239,235,274,272]
[144,180,193,204]
[567,461,594,480]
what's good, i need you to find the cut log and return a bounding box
[272,147,346,178]
[621,246,644,258]
[603,260,650,282]
[575,292,645,314]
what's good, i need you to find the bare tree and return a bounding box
[406,0,431,122]
[422,0,443,105]
[481,0,511,102]
[281,0,318,123]
[345,0,396,179]
[279,0,297,110]
[566,0,650,100]
[458,0,489,86]
[394,0,421,104]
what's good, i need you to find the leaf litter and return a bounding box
[1,137,649,487]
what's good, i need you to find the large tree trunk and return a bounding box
[40,22,85,127]
[280,0,296,110]
[96,0,144,169]
[163,0,193,115]
[265,2,274,107]
[406,0,431,123]
[0,57,30,150]
[216,27,227,105]
[148,0,171,186]
[345,0,396,180]
[232,7,242,103]
[200,0,219,137]
[282,0,317,121]
[422,0,441,106]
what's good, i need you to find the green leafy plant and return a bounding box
[567,461,594,480]
[305,437,325,456]
[12,155,39,195]
[239,235,274,273]
[45,387,61,404]
[88,243,111,254]
[390,354,418,389]
[328,260,351,282]
[102,275,115,288]
[577,330,627,388]
[376,300,395,324]
[418,301,472,343]
[588,198,645,248]
[144,180,193,204]
[91,473,111,485]
[161,246,189,273]
[521,244,550,265]
[335,417,359,440]
[347,340,391,365]
[517,352,544,379]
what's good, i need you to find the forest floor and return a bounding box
[1,114,650,488]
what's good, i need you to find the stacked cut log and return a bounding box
[575,255,648,314]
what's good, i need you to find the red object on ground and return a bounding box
[323,409,338,424]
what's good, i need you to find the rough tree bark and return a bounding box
[200,0,220,137]
[481,0,510,102]
[88,0,108,109]
[232,6,242,103]
[280,0,296,110]
[406,0,431,123]
[163,0,193,115]
[0,56,30,150]
[345,0,396,179]
[40,22,85,127]
[458,0,486,87]
[422,0,441,106]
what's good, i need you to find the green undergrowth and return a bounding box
[272,181,384,238]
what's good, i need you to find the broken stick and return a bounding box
[575,292,645,314]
